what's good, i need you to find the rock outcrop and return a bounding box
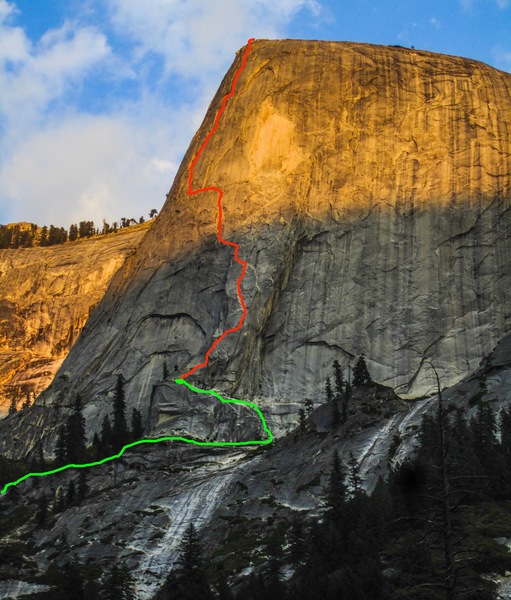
[1,39,511,598]
[0,39,510,455]
[0,224,149,416]
[1,338,510,597]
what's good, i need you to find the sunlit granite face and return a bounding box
[1,40,511,599]
[0,225,149,416]
[0,40,510,458]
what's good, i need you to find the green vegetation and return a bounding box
[0,210,158,250]
[156,523,214,600]
[90,376,144,458]
[235,409,511,599]
[2,351,511,599]
[353,352,372,387]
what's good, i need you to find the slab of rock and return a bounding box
[0,225,149,416]
[0,40,510,458]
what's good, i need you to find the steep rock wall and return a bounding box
[0,225,149,416]
[2,338,510,597]
[1,40,510,457]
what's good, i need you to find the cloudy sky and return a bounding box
[1,0,510,228]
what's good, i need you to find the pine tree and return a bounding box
[214,564,232,600]
[177,523,204,573]
[55,560,85,599]
[325,377,334,403]
[77,470,88,501]
[112,375,128,450]
[343,372,352,424]
[353,353,372,387]
[470,404,497,468]
[470,403,501,496]
[172,523,213,599]
[333,360,344,398]
[304,398,314,416]
[21,392,31,409]
[101,415,113,450]
[265,534,284,600]
[65,394,87,463]
[447,408,484,488]
[36,442,45,470]
[66,479,76,505]
[35,493,48,527]
[29,442,45,487]
[8,398,17,415]
[55,424,67,467]
[332,400,341,427]
[325,451,347,526]
[102,562,136,599]
[130,408,144,441]
[84,578,102,600]
[298,408,306,431]
[69,224,78,242]
[162,361,169,380]
[347,452,363,496]
[48,224,59,245]
[40,225,48,246]
[288,515,307,570]
[78,221,95,238]
[399,361,475,600]
[91,432,102,459]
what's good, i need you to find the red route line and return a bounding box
[180,38,255,380]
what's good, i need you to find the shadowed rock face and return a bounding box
[1,340,510,599]
[1,40,511,600]
[1,40,510,458]
[0,225,149,416]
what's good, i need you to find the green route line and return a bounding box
[1,379,273,495]
[1,38,272,497]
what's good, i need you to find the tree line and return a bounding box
[0,209,158,249]
[34,521,207,599]
[152,376,511,600]
[33,555,136,599]
[233,378,511,599]
[8,390,34,415]
[299,354,372,430]
[22,375,145,525]
[53,375,144,468]
[6,356,511,598]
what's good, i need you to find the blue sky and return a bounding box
[1,0,510,227]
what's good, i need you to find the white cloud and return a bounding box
[0,0,322,227]
[152,158,177,174]
[0,9,111,150]
[397,29,410,42]
[429,18,440,28]
[0,0,16,20]
[492,46,511,71]
[459,0,475,10]
[107,0,321,81]
[1,100,198,226]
